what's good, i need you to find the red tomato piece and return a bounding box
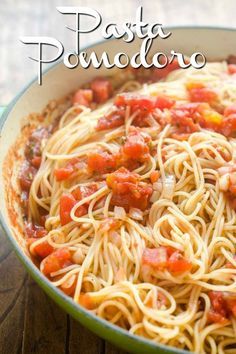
[224,105,236,117]
[208,309,227,324]
[115,93,155,112]
[228,64,236,75]
[54,166,74,181]
[79,293,95,310]
[88,151,116,173]
[186,82,218,103]
[106,167,152,211]
[155,95,175,110]
[90,77,113,103]
[221,114,236,137]
[72,89,93,106]
[71,184,98,217]
[142,247,168,270]
[122,129,150,160]
[31,156,42,169]
[25,222,47,238]
[167,251,192,273]
[19,162,37,192]
[54,157,85,181]
[60,194,77,226]
[96,109,125,131]
[42,248,72,275]
[28,239,53,258]
[150,171,160,183]
[142,247,191,275]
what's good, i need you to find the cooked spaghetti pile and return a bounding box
[19,61,236,353]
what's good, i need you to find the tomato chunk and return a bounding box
[142,247,191,274]
[122,128,151,161]
[72,184,98,216]
[19,162,37,192]
[25,222,47,238]
[72,89,93,106]
[167,251,192,273]
[115,93,155,112]
[88,151,116,173]
[60,194,77,225]
[42,248,72,275]
[90,77,113,103]
[208,291,236,323]
[96,109,125,131]
[28,239,53,258]
[106,167,152,211]
[186,82,218,103]
[221,114,236,137]
[155,95,175,110]
[54,158,85,181]
[228,64,236,75]
[79,293,95,310]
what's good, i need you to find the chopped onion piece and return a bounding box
[162,175,176,200]
[219,173,230,191]
[129,208,143,220]
[72,248,85,264]
[153,181,163,192]
[114,206,126,220]
[150,191,160,203]
[218,165,236,176]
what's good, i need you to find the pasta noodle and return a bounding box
[19,61,236,353]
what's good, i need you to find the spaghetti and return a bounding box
[19,61,236,353]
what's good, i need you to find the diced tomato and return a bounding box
[60,194,77,225]
[54,166,74,181]
[167,251,192,273]
[25,127,50,162]
[122,128,151,160]
[142,246,191,275]
[79,293,95,310]
[115,93,155,112]
[96,109,125,131]
[224,105,236,117]
[28,239,53,258]
[186,82,218,103]
[25,222,47,238]
[72,184,98,216]
[42,248,72,275]
[19,162,37,191]
[171,105,200,134]
[90,77,113,104]
[228,64,236,75]
[142,247,168,270]
[88,151,116,173]
[60,274,77,296]
[208,309,227,324]
[106,167,152,211]
[72,89,93,106]
[72,184,98,201]
[207,291,236,323]
[221,114,236,137]
[54,157,85,181]
[31,156,42,169]
[155,95,175,110]
[152,58,181,80]
[150,171,160,183]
